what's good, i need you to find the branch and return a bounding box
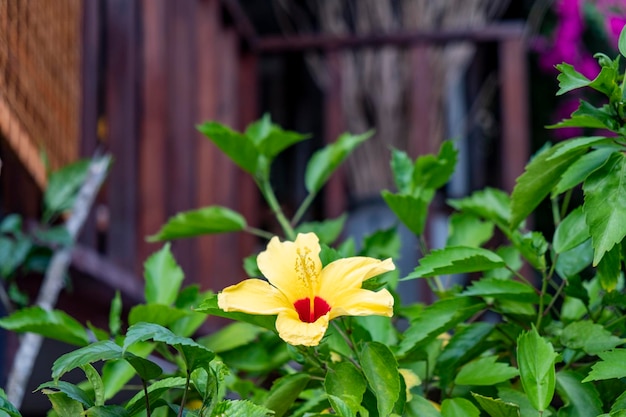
[6,154,111,409]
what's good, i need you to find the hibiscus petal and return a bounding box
[329,288,394,320]
[319,257,395,300]
[275,310,330,346]
[257,233,322,301]
[218,279,292,315]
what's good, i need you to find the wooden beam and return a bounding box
[71,245,144,302]
[257,22,526,53]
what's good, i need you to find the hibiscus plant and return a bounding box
[1,25,626,417]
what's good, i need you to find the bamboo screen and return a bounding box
[0,0,82,188]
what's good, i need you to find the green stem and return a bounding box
[245,226,275,240]
[292,192,317,226]
[177,370,191,417]
[259,179,295,240]
[536,271,550,329]
[551,197,561,227]
[332,320,355,352]
[560,189,573,220]
[143,379,151,417]
[542,278,566,318]
[418,235,445,293]
[506,265,537,290]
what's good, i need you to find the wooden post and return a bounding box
[498,37,529,193]
[323,50,346,219]
[104,0,139,271]
[138,0,169,268]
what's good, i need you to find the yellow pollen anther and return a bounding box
[295,248,317,289]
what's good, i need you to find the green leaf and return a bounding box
[448,187,511,229]
[295,214,346,245]
[598,244,621,291]
[412,141,458,190]
[143,243,184,305]
[43,159,91,219]
[212,400,274,417]
[556,239,593,279]
[264,373,310,417]
[471,393,520,417]
[455,355,519,386]
[147,206,246,242]
[611,390,626,414]
[128,304,189,327]
[497,387,547,417]
[554,147,617,195]
[325,361,367,416]
[382,191,431,236]
[42,390,84,416]
[123,322,214,372]
[0,236,32,278]
[511,231,548,271]
[109,291,122,337]
[81,364,105,406]
[549,101,618,131]
[52,341,123,381]
[359,341,400,417]
[441,398,480,417]
[34,225,72,247]
[436,322,495,387]
[199,322,264,353]
[583,151,626,265]
[556,370,603,417]
[546,136,611,161]
[620,24,626,58]
[555,63,591,95]
[517,327,558,412]
[37,381,94,407]
[561,320,623,355]
[0,388,22,417]
[257,125,310,161]
[484,246,522,280]
[553,207,590,254]
[0,306,89,346]
[582,349,626,382]
[398,297,485,357]
[406,395,442,417]
[305,131,372,194]
[360,227,401,260]
[99,342,154,400]
[511,142,587,228]
[405,246,505,279]
[245,113,272,143]
[390,148,414,193]
[124,376,187,415]
[589,64,620,97]
[84,405,130,417]
[124,354,163,381]
[446,213,494,247]
[195,293,277,331]
[462,278,538,303]
[0,214,22,234]
[197,122,259,175]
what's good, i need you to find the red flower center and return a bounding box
[294,296,331,323]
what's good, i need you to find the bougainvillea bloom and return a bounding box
[217,233,395,346]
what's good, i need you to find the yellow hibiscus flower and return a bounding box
[217,233,395,346]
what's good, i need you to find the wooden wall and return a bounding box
[83,0,259,293]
